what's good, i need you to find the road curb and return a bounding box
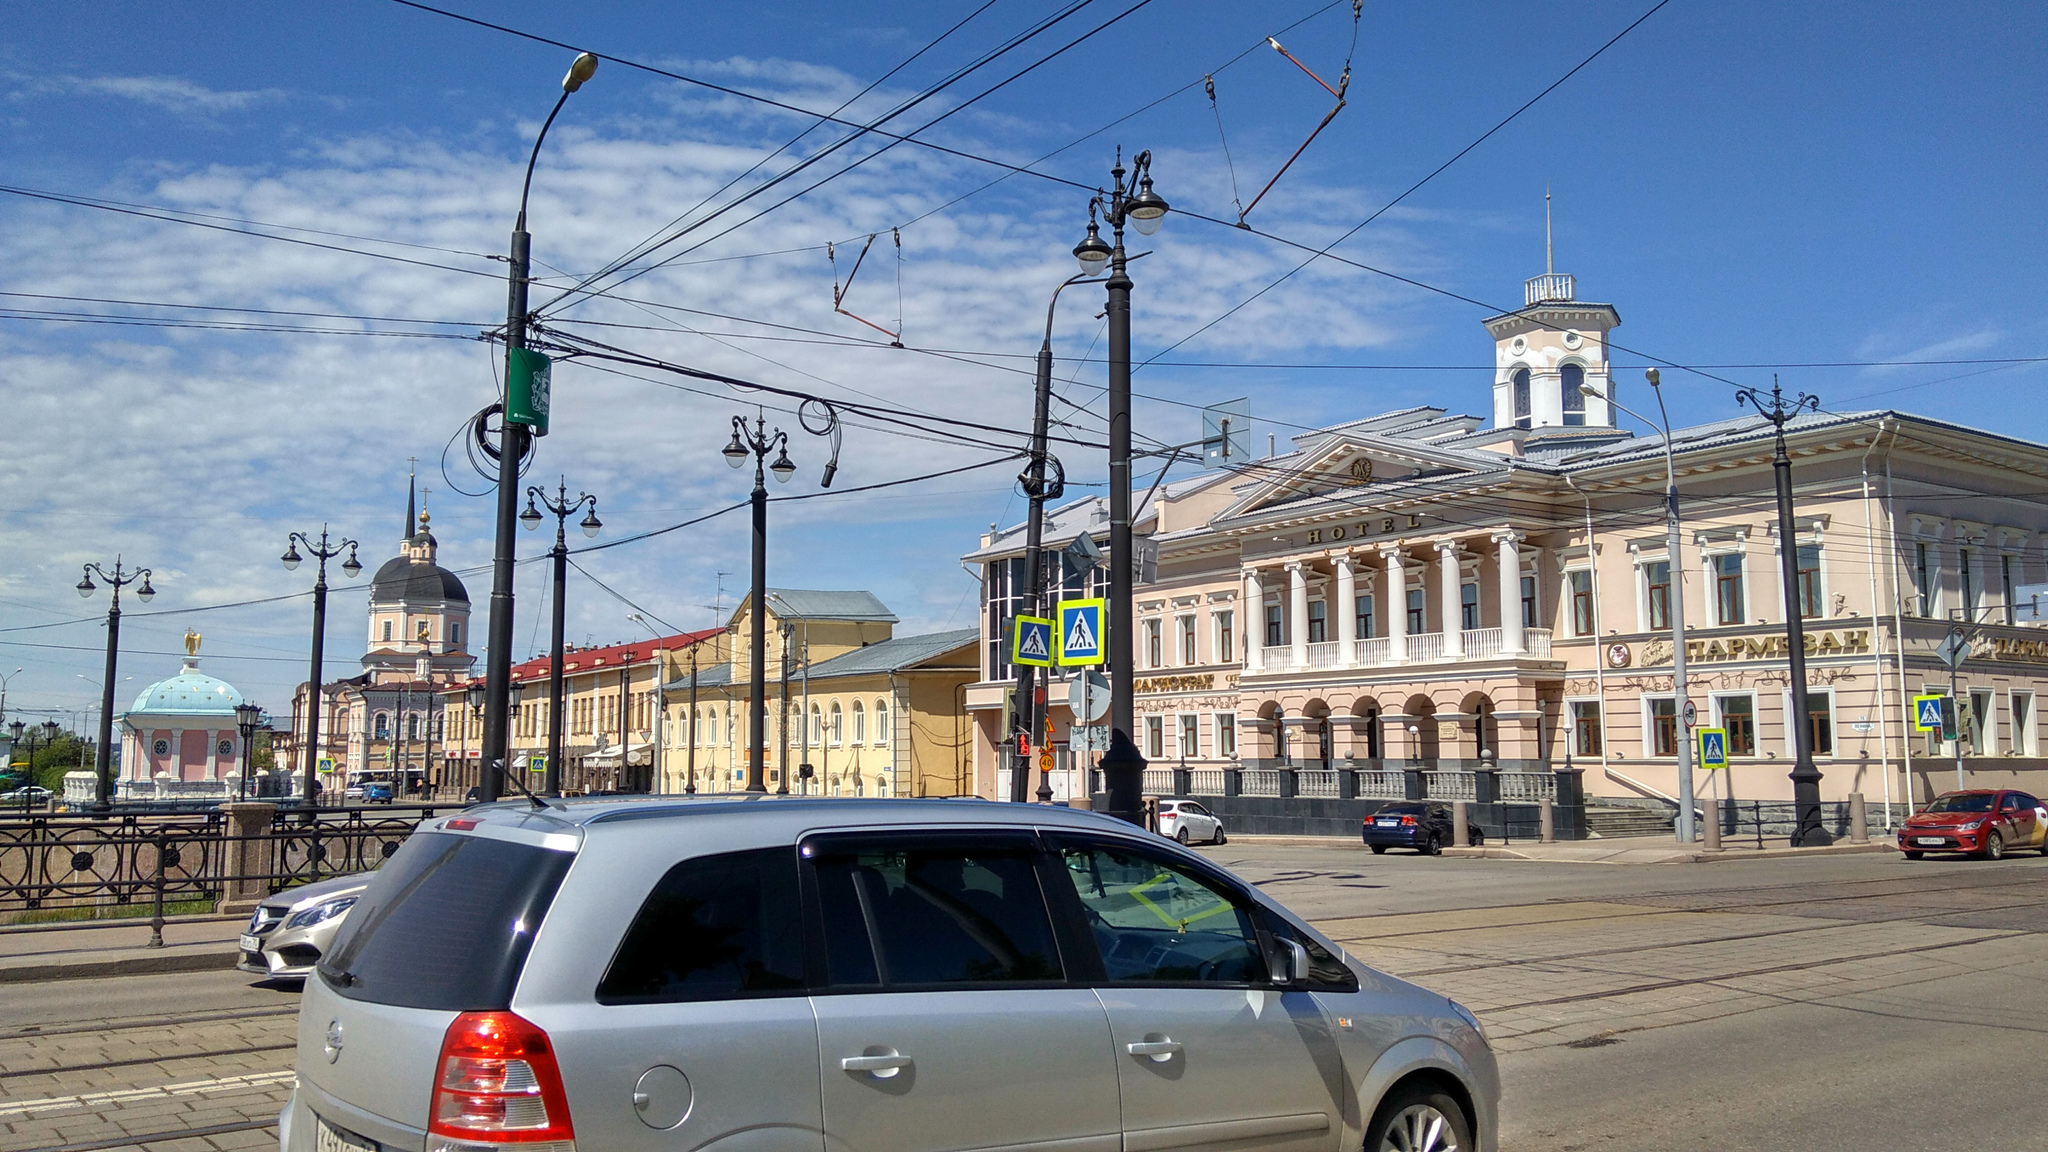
[0,947,242,984]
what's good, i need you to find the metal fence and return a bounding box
[0,804,453,921]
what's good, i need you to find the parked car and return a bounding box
[0,785,53,808]
[360,782,393,804]
[283,798,1498,1152]
[238,873,371,981]
[1899,789,2048,859]
[1156,799,1226,845]
[1362,802,1472,855]
[343,783,366,801]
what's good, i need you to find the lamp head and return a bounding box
[340,547,362,579]
[76,572,96,598]
[281,542,302,571]
[8,720,23,739]
[722,428,749,468]
[1579,383,1601,398]
[1645,367,1661,387]
[1073,218,1112,275]
[580,506,602,538]
[769,446,796,483]
[136,577,155,603]
[520,497,543,530]
[1127,173,1169,236]
[562,52,600,94]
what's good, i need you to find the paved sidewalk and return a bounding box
[1233,831,1899,864]
[0,917,245,984]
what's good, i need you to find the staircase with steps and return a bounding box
[1584,806,1678,838]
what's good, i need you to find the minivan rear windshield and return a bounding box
[318,831,573,1011]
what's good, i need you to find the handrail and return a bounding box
[1602,765,1679,807]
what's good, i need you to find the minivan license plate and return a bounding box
[317,1118,379,1152]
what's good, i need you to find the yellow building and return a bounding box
[663,589,978,796]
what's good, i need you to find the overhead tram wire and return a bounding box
[536,0,1164,316]
[535,0,1113,311]
[569,0,1007,297]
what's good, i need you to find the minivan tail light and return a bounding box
[428,1011,575,1152]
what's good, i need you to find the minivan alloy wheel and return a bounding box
[1378,1103,1461,1151]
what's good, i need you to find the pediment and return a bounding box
[1225,435,1481,518]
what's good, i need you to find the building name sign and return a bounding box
[1643,628,1872,665]
[1134,673,1216,694]
[1983,636,2048,663]
[1303,513,1425,546]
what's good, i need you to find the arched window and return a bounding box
[874,699,889,745]
[374,712,390,740]
[407,714,419,740]
[831,701,844,745]
[809,704,822,745]
[381,620,393,642]
[1561,364,1586,425]
[851,701,865,743]
[1511,368,1532,428]
[450,622,462,646]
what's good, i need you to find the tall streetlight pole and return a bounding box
[521,479,601,797]
[723,414,797,791]
[282,529,360,807]
[1583,369,1696,842]
[483,51,600,805]
[76,559,155,813]
[1737,379,1832,847]
[1071,148,1170,826]
[1007,273,1101,804]
[235,701,262,803]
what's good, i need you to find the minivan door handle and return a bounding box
[1126,1038,1182,1062]
[841,1052,913,1078]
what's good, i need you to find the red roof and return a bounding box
[446,628,721,690]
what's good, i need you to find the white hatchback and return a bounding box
[1158,799,1226,845]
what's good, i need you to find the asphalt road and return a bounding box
[4,843,2043,1152]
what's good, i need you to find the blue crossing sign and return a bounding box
[1913,694,1945,733]
[1012,615,1054,667]
[1696,727,1728,770]
[1057,599,1105,666]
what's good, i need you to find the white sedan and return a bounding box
[1158,799,1226,845]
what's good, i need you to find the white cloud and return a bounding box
[11,72,292,117]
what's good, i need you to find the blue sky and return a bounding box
[2,1,2043,725]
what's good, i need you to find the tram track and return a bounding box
[4,1005,298,1041]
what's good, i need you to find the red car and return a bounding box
[1898,789,2048,860]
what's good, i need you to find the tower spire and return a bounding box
[404,458,417,540]
[1545,185,1553,276]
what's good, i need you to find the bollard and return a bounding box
[1538,798,1555,843]
[1704,796,1722,851]
[1849,792,1869,844]
[1452,801,1470,849]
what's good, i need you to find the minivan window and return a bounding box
[319,832,573,1011]
[598,847,805,1004]
[1054,841,1265,984]
[810,842,1064,987]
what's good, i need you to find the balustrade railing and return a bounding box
[1240,769,1282,796]
[1422,771,1476,800]
[1141,768,1176,794]
[1252,627,1552,673]
[1357,768,1408,799]
[1306,641,1342,669]
[1353,637,1391,666]
[1260,644,1291,671]
[1406,632,1444,662]
[1496,771,1558,802]
[1297,770,1340,798]
[1188,769,1226,796]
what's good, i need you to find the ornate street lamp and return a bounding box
[524,478,601,797]
[77,558,154,814]
[235,700,262,803]
[283,528,360,809]
[726,413,794,792]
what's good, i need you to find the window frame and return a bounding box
[1178,614,1198,666]
[1783,688,1835,757]
[1214,610,1235,664]
[2011,690,2036,756]
[1713,693,1757,757]
[1459,580,1480,631]
[1711,552,1746,626]
[1178,713,1200,760]
[1406,587,1427,636]
[1795,543,1824,619]
[1566,568,1595,637]
[1214,712,1237,759]
[1521,574,1539,631]
[1355,592,1375,641]
[1568,698,1603,756]
[1644,696,1679,758]
[1641,559,1672,632]
[1144,618,1163,669]
[1306,599,1328,644]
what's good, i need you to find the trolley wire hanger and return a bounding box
[1224,1,1362,227]
[827,228,905,347]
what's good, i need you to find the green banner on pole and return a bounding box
[507,346,552,436]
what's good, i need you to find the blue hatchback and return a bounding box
[1362,802,1459,855]
[361,782,394,803]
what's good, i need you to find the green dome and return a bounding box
[127,659,244,717]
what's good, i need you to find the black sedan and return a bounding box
[1362,802,1469,855]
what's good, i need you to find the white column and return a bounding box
[1495,529,1525,655]
[1288,562,1310,669]
[1438,541,1464,659]
[1336,555,1358,648]
[1244,568,1264,672]
[1381,547,1408,663]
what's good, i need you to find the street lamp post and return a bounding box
[1737,379,1832,847]
[522,479,601,797]
[1072,148,1170,827]
[282,529,361,808]
[235,701,262,803]
[1007,272,1102,804]
[723,414,797,792]
[483,51,601,806]
[76,558,155,813]
[1584,369,1696,843]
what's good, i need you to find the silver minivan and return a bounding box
[283,797,1497,1152]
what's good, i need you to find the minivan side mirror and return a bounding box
[1269,938,1310,987]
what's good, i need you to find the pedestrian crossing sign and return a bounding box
[1913,694,1945,732]
[1696,727,1728,770]
[1057,599,1105,666]
[528,756,547,778]
[1012,615,1054,667]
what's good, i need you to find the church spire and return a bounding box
[404,458,417,541]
